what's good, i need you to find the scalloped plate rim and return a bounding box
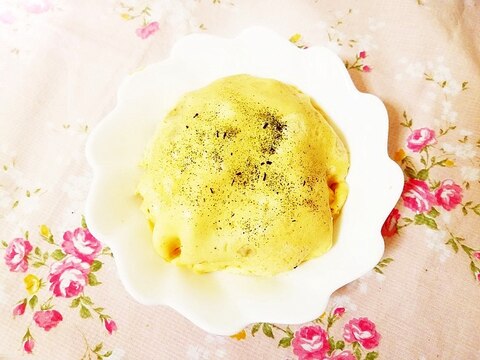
[85,26,403,335]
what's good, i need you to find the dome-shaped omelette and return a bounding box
[137,74,349,276]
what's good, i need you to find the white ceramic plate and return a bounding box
[85,27,403,335]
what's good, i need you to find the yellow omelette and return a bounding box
[137,74,349,276]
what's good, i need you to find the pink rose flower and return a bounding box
[4,238,33,272]
[0,10,16,24]
[401,179,436,213]
[362,65,372,72]
[434,179,462,211]
[33,310,63,331]
[292,325,330,360]
[13,299,27,316]
[136,21,159,39]
[343,317,381,350]
[62,227,102,264]
[23,338,35,354]
[326,350,356,360]
[381,208,400,237]
[48,255,90,298]
[406,128,436,152]
[473,252,480,260]
[333,307,345,317]
[24,0,52,14]
[359,51,367,59]
[477,273,480,282]
[103,318,117,335]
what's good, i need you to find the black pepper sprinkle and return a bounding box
[158,91,327,235]
[303,180,306,186]
[193,113,199,118]
[186,125,189,129]
[210,188,214,194]
[263,172,267,181]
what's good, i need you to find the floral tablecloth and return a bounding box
[1,0,479,359]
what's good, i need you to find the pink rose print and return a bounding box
[13,299,27,317]
[333,307,346,317]
[23,338,35,354]
[136,21,159,39]
[292,325,330,360]
[4,238,33,272]
[345,51,370,72]
[326,350,356,360]
[62,228,101,264]
[343,317,381,350]
[0,10,16,25]
[33,310,63,331]
[48,255,90,298]
[401,179,436,213]
[406,128,436,152]
[104,318,117,335]
[434,179,463,211]
[473,252,480,260]
[24,0,52,14]
[381,208,400,237]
